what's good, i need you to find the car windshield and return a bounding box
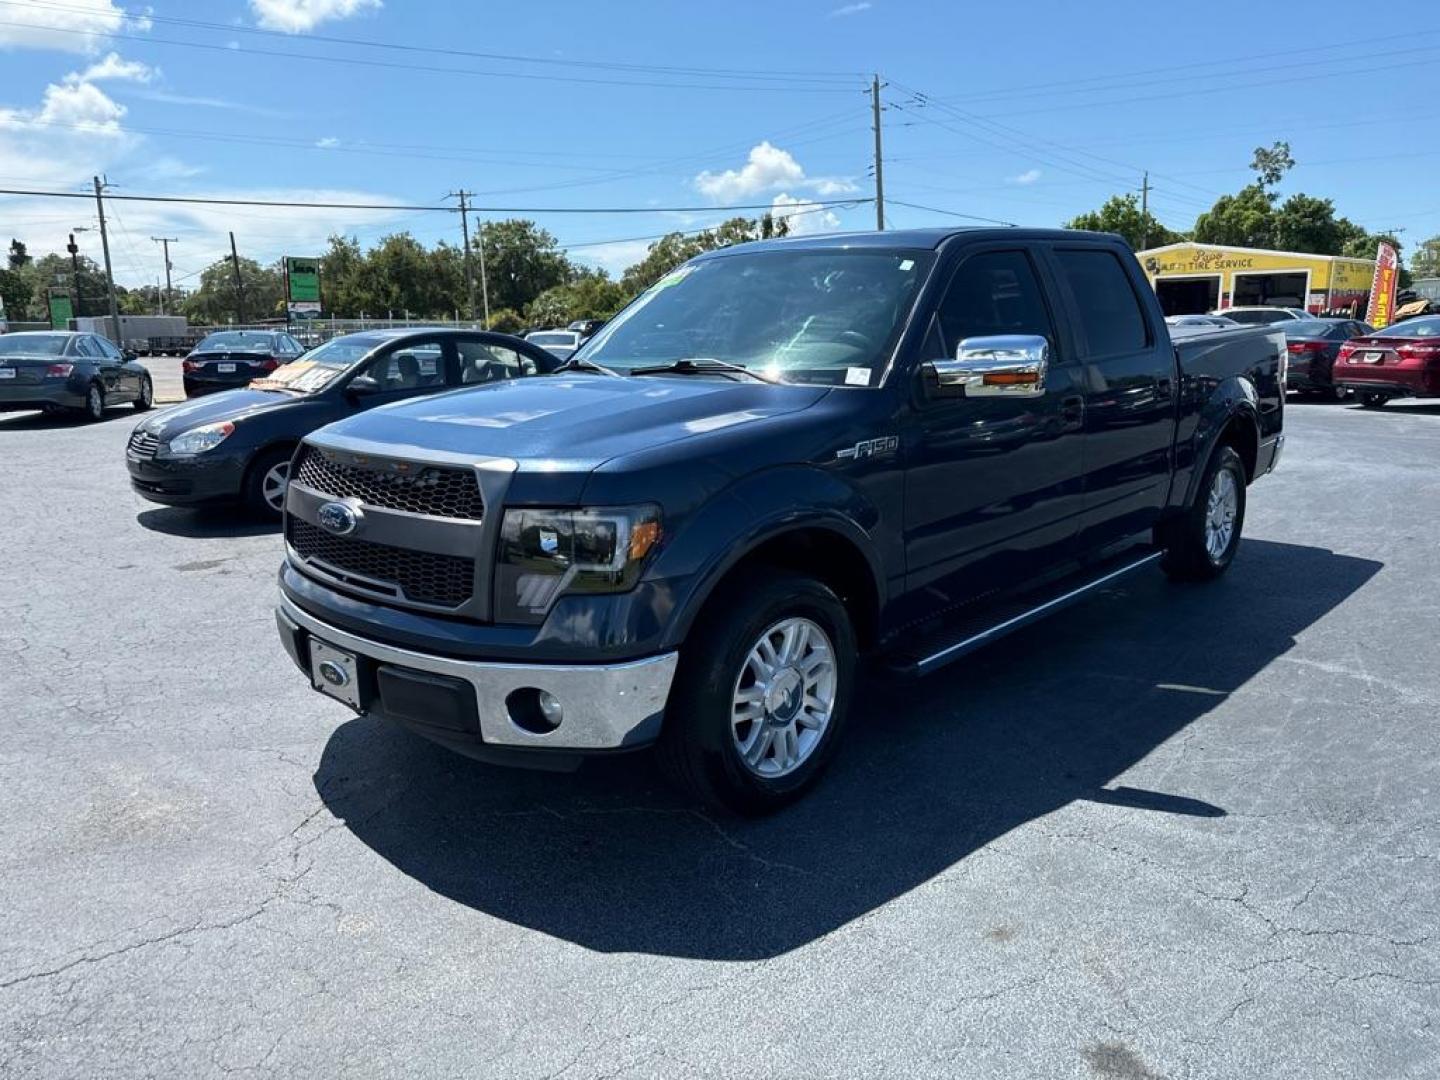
[1374,316,1440,338]
[577,249,935,386]
[528,333,576,346]
[250,335,377,393]
[196,331,275,353]
[0,334,68,356]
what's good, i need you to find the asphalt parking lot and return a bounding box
[1,400,1437,1079]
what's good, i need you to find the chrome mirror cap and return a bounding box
[926,334,1049,398]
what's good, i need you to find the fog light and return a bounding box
[505,687,564,734]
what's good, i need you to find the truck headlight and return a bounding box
[495,505,661,624]
[165,421,235,455]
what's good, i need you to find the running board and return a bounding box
[886,548,1164,678]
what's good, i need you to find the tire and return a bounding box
[657,568,858,816]
[1162,444,1247,582]
[242,446,294,519]
[1360,392,1388,409]
[1328,384,1348,402]
[133,375,154,412]
[81,382,105,422]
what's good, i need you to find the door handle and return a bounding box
[1061,394,1084,422]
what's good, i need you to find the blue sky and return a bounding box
[2,0,1437,289]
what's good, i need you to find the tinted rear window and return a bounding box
[1286,320,1345,338]
[1055,250,1148,356]
[1224,310,1292,325]
[196,332,275,352]
[1374,316,1440,338]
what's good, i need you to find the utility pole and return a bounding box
[477,220,490,326]
[92,176,121,342]
[228,231,246,324]
[871,74,885,231]
[150,236,176,315]
[449,190,479,323]
[1140,171,1151,251]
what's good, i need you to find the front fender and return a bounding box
[647,465,888,651]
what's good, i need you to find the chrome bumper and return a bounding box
[278,595,678,751]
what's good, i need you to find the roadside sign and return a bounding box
[47,289,74,330]
[285,256,322,315]
[1365,242,1398,329]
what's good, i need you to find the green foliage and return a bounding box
[180,257,284,324]
[619,215,788,295]
[476,220,573,316]
[1065,193,1182,251]
[1412,237,1440,280]
[8,239,31,270]
[485,307,525,334]
[526,270,628,327]
[0,267,33,322]
[1193,184,1277,248]
[1250,140,1295,188]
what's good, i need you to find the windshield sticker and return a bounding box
[899,259,914,271]
[845,367,871,386]
[653,265,695,290]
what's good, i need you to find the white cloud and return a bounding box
[571,239,654,277]
[829,2,871,16]
[695,141,858,204]
[250,0,382,33]
[67,52,158,85]
[315,135,340,148]
[35,80,127,133]
[0,0,150,54]
[1013,168,1042,185]
[770,194,841,236]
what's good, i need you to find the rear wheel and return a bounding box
[1162,445,1247,582]
[657,569,857,815]
[243,446,294,519]
[81,383,105,422]
[1360,392,1388,409]
[133,375,154,411]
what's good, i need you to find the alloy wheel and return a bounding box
[261,461,290,513]
[731,616,837,779]
[1204,467,1238,562]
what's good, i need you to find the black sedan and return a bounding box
[127,327,560,517]
[182,330,308,397]
[0,331,154,421]
[1282,318,1373,400]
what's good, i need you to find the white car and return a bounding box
[1210,306,1310,325]
[524,329,582,359]
[1166,314,1239,328]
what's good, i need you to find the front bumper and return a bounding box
[276,593,678,759]
[126,447,248,505]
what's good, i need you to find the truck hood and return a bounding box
[140,387,309,437]
[310,375,829,473]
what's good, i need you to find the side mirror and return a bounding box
[923,334,1049,399]
[347,374,382,395]
[123,350,138,362]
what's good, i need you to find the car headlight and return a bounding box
[166,421,235,455]
[494,505,662,624]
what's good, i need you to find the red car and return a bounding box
[1335,315,1440,407]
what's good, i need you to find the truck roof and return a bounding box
[695,226,1124,256]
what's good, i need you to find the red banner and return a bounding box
[1365,242,1399,328]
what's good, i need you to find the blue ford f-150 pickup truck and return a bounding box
[274,228,1284,814]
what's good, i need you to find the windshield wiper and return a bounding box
[551,356,622,377]
[627,358,783,384]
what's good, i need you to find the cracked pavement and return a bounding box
[1,400,1437,1078]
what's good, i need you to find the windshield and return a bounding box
[1374,316,1440,338]
[578,249,934,386]
[528,332,576,346]
[196,331,276,353]
[0,334,67,356]
[250,335,375,393]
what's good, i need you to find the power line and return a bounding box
[0,0,866,82]
[886,199,1015,227]
[0,187,871,215]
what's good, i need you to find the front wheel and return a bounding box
[657,569,857,815]
[243,447,294,519]
[1162,445,1247,582]
[1360,392,1388,409]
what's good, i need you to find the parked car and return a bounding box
[1281,318,1373,400]
[0,331,153,421]
[1165,314,1238,328]
[1211,306,1310,325]
[524,329,582,360]
[182,330,308,397]
[128,328,560,517]
[1333,315,1440,407]
[273,227,1285,814]
[567,318,606,339]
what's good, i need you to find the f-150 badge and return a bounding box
[836,436,899,461]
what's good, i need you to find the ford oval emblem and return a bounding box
[317,500,361,536]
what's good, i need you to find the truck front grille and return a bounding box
[287,518,475,609]
[293,446,483,520]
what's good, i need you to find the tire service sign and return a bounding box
[285,257,322,315]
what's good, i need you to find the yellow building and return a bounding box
[1135,242,1376,317]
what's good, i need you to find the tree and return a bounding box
[485,307,524,334]
[181,257,283,324]
[1250,140,1294,189]
[1272,194,1343,256]
[618,215,786,296]
[475,220,574,315]
[0,267,32,323]
[8,239,31,270]
[526,269,628,327]
[319,234,369,316]
[1065,193,1182,251]
[1409,236,1440,280]
[1193,184,1277,248]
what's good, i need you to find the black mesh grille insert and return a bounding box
[293,446,483,520]
[287,518,474,608]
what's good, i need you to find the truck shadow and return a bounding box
[313,539,1380,960]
